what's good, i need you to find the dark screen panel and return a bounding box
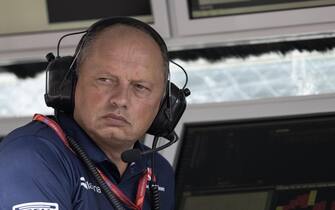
[188,0,335,19]
[175,112,335,206]
[47,0,152,23]
[270,187,335,210]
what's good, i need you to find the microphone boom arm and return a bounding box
[121,131,178,163]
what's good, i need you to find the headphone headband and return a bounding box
[74,17,168,62]
[88,17,165,44]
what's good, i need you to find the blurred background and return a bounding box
[1,1,335,209]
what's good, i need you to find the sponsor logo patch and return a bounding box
[80,176,102,193]
[12,202,59,210]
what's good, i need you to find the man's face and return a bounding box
[73,25,165,149]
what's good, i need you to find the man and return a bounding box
[0,17,176,210]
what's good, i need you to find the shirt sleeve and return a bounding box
[0,135,74,210]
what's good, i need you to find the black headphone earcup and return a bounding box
[44,55,76,113]
[147,82,188,140]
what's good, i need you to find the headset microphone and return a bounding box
[121,132,178,163]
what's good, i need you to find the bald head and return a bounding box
[75,23,169,84]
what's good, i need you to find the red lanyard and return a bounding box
[33,114,152,210]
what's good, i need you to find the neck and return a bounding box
[105,148,129,176]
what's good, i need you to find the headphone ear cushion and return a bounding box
[147,82,187,140]
[44,56,76,113]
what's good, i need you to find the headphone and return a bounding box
[44,17,190,140]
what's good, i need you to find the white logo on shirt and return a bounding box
[12,202,59,210]
[146,184,166,192]
[80,177,102,194]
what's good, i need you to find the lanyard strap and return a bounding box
[33,114,151,210]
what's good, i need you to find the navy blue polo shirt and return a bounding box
[0,113,175,210]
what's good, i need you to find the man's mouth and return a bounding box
[102,113,130,126]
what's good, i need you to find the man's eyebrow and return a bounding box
[95,72,118,78]
[131,78,156,85]
[132,79,151,83]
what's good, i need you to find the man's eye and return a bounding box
[134,84,151,96]
[98,78,109,82]
[135,84,146,90]
[97,77,115,84]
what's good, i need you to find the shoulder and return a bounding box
[154,152,174,174]
[0,121,79,208]
[0,120,76,183]
[1,120,66,152]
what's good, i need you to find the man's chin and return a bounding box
[102,130,136,144]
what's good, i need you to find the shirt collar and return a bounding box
[57,112,108,163]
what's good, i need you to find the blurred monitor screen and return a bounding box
[175,112,335,209]
[46,0,152,23]
[188,0,335,19]
[0,0,152,35]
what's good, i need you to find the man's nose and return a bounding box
[109,84,130,108]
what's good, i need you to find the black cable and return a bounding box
[151,136,159,180]
[66,135,125,210]
[170,60,189,89]
[56,30,87,57]
[150,136,160,210]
